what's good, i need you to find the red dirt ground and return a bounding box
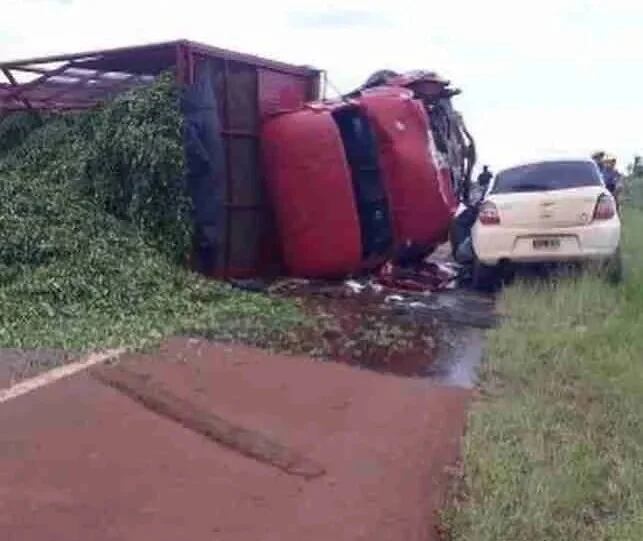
[0,338,470,541]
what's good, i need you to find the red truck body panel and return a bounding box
[262,109,362,278]
[262,90,458,277]
[358,89,456,250]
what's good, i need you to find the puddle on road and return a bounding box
[426,326,484,389]
[379,289,494,387]
[272,285,495,385]
[251,269,496,385]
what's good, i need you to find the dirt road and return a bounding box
[0,338,471,541]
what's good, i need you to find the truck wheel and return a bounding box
[472,256,500,292]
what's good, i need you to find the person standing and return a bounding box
[602,155,621,195]
[592,150,606,175]
[602,154,623,212]
[470,165,493,205]
[477,165,493,188]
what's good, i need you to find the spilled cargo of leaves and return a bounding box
[0,74,305,353]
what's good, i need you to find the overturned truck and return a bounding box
[264,71,475,277]
[0,41,474,279]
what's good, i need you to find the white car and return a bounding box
[471,159,621,289]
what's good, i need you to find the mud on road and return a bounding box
[265,277,496,384]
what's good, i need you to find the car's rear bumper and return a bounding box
[472,218,621,265]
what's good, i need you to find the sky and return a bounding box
[1,0,641,171]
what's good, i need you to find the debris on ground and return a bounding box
[377,260,459,292]
[261,255,497,377]
[297,295,438,376]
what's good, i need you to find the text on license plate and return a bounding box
[533,238,561,249]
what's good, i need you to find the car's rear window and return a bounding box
[492,161,602,194]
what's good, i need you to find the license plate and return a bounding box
[533,238,561,249]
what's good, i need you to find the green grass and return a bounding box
[446,184,643,540]
[623,174,643,212]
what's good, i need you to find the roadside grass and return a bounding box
[623,174,643,211]
[446,185,643,540]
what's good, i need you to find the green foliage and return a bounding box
[0,162,304,350]
[0,111,46,158]
[446,208,643,540]
[1,74,190,261]
[0,75,305,351]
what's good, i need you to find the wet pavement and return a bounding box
[427,326,484,389]
[260,239,496,384]
[382,283,498,328]
[386,288,495,388]
[381,295,491,388]
[280,280,495,384]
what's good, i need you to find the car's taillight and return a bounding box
[479,201,501,225]
[593,193,616,221]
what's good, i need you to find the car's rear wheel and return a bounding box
[472,256,501,292]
